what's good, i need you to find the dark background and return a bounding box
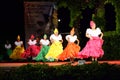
[0,0,116,46]
[0,0,24,44]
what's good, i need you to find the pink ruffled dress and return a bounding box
[78,28,104,59]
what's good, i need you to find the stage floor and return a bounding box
[0,60,120,67]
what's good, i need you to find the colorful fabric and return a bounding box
[78,37,104,58]
[10,46,25,59]
[6,49,12,56]
[34,45,50,61]
[58,42,80,61]
[21,45,41,58]
[45,41,63,60]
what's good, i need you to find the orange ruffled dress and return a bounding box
[58,35,80,61]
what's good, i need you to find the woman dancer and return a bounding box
[21,34,41,60]
[78,20,104,61]
[45,28,63,61]
[4,40,12,60]
[58,27,80,63]
[10,35,25,60]
[34,34,50,62]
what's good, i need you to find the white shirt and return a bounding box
[66,35,77,42]
[15,41,23,46]
[50,34,62,41]
[40,39,50,46]
[28,39,37,45]
[5,44,12,49]
[86,27,101,37]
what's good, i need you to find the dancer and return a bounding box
[78,20,104,61]
[34,34,50,62]
[21,34,41,60]
[45,28,63,61]
[4,40,12,60]
[10,35,25,60]
[58,27,80,63]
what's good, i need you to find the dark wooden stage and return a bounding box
[0,60,120,67]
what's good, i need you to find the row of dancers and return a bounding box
[4,20,104,63]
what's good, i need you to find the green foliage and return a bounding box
[13,63,55,80]
[102,34,120,60]
[104,0,120,33]
[0,63,120,80]
[92,16,105,31]
[57,0,95,27]
[57,0,120,35]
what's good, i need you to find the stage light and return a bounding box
[58,19,61,22]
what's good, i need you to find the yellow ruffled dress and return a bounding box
[45,34,63,60]
[10,41,24,59]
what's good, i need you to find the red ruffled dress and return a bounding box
[21,39,41,59]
